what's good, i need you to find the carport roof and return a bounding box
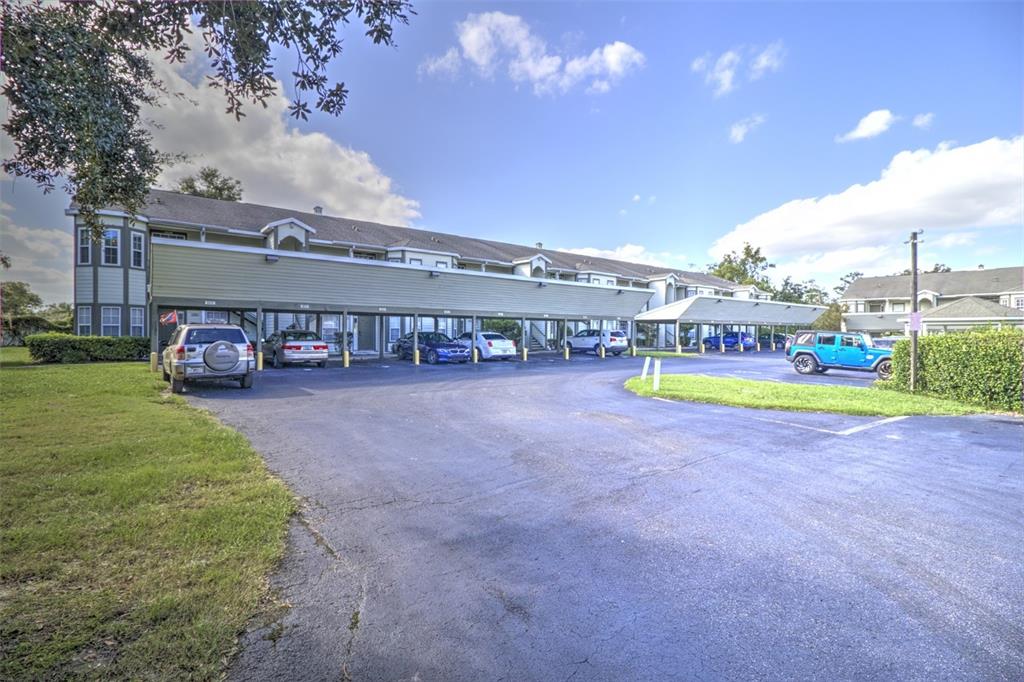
[635,296,826,325]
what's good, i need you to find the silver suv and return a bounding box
[162,324,255,393]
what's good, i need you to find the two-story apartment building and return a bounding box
[71,190,762,355]
[840,266,1024,335]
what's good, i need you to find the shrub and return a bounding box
[886,328,1023,412]
[25,333,150,364]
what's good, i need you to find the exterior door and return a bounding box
[815,333,838,364]
[836,334,867,367]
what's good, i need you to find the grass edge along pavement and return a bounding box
[635,350,701,358]
[624,373,985,417]
[0,359,295,679]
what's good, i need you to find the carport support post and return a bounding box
[342,310,350,368]
[521,317,528,361]
[471,316,478,363]
[629,320,637,356]
[719,324,725,353]
[739,324,745,352]
[255,305,264,371]
[563,318,570,360]
[770,325,776,351]
[674,320,682,354]
[698,324,705,354]
[413,314,420,365]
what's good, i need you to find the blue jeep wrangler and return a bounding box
[785,330,894,379]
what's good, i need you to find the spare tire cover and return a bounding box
[204,340,240,371]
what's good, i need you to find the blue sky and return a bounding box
[2,1,1022,302]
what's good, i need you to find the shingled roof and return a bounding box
[130,189,736,288]
[918,296,1024,320]
[841,267,1023,300]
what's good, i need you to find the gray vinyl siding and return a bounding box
[75,267,93,303]
[151,242,652,319]
[128,269,147,305]
[97,267,124,303]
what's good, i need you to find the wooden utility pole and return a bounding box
[909,231,920,392]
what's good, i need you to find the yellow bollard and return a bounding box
[599,344,606,359]
[150,352,158,372]
[771,342,776,352]
[756,341,762,352]
[256,351,264,371]
[414,348,420,365]
[563,345,570,360]
[630,345,636,357]
[472,347,478,363]
[675,343,682,355]
[720,342,725,354]
[699,342,705,354]
[522,347,528,362]
[343,349,350,368]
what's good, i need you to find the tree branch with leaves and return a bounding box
[1,0,414,238]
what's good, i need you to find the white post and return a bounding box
[641,356,651,380]
[652,357,662,392]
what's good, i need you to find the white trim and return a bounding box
[101,228,121,266]
[260,217,317,235]
[898,316,1024,323]
[100,306,121,337]
[65,208,148,222]
[150,237,650,292]
[385,246,461,259]
[77,305,92,335]
[130,307,145,336]
[511,253,553,265]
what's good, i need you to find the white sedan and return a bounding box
[456,331,517,360]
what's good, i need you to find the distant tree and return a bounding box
[0,252,10,269]
[40,302,73,326]
[707,243,775,289]
[811,303,843,331]
[176,167,243,201]
[2,1,414,237]
[833,271,864,299]
[1,281,42,317]
[895,263,952,276]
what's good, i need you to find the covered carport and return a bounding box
[634,296,826,352]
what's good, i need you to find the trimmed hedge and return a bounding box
[25,333,150,364]
[886,328,1023,412]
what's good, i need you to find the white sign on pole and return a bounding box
[909,312,922,332]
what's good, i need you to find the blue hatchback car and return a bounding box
[393,331,470,364]
[702,331,756,350]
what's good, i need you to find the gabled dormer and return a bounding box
[261,217,316,251]
[512,253,553,278]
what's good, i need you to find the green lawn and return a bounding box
[0,346,32,367]
[625,374,983,416]
[0,361,294,679]
[635,350,700,358]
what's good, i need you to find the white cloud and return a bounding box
[0,210,73,303]
[631,194,641,202]
[710,137,1024,282]
[647,195,656,205]
[930,231,976,249]
[836,109,899,142]
[617,208,627,216]
[750,41,785,80]
[691,49,741,96]
[557,243,688,268]
[729,114,765,143]
[913,112,935,129]
[149,31,419,226]
[421,12,644,95]
[418,47,461,79]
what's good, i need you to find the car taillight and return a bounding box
[245,343,254,358]
[487,341,493,347]
[175,345,186,360]
[283,344,301,350]
[512,339,517,347]
[313,344,327,350]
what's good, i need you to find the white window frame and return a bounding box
[408,258,423,265]
[891,302,905,313]
[130,231,145,269]
[435,260,449,268]
[130,307,145,336]
[101,306,121,337]
[1014,296,1024,310]
[77,306,92,335]
[77,228,92,265]
[101,229,120,266]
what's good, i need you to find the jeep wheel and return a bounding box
[171,377,185,394]
[240,373,254,389]
[794,354,818,375]
[876,359,893,380]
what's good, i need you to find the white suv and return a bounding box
[566,329,630,356]
[162,324,255,393]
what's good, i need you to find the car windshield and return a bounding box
[425,333,452,343]
[186,328,247,345]
[610,331,626,337]
[794,332,816,345]
[482,333,506,340]
[283,331,319,341]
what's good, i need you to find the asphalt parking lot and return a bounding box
[185,353,1024,681]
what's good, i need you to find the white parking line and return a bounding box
[751,414,909,437]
